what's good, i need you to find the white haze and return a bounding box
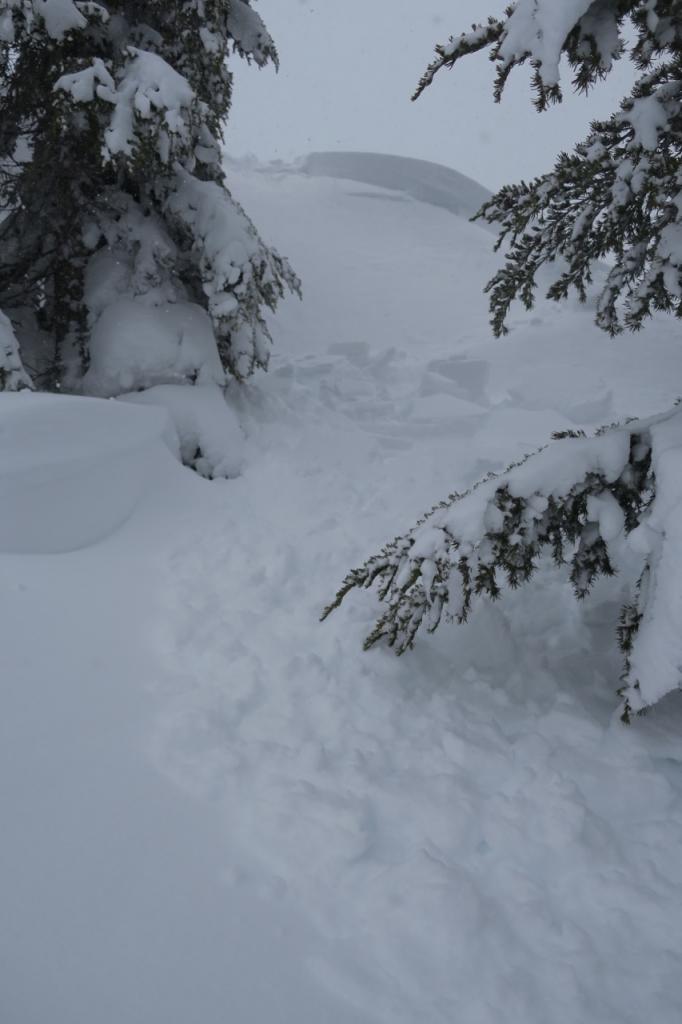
[229,0,636,189]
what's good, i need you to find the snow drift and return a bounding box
[302,151,492,222]
[122,384,245,479]
[0,392,171,553]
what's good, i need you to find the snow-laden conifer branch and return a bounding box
[412,16,506,103]
[166,170,300,379]
[476,59,682,335]
[414,1,682,337]
[413,1,629,110]
[324,410,682,719]
[228,0,279,69]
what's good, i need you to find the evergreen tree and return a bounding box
[324,0,682,720]
[0,0,299,391]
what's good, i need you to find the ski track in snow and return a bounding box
[149,164,682,1022]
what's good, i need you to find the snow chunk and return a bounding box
[100,49,195,160]
[84,298,225,397]
[33,0,86,38]
[227,0,278,67]
[84,226,178,315]
[0,310,32,390]
[0,392,170,553]
[626,413,682,708]
[624,92,669,150]
[442,430,631,544]
[586,491,625,542]
[0,0,106,40]
[54,57,114,103]
[499,0,597,87]
[121,384,244,479]
[508,431,631,497]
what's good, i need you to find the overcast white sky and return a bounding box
[229,0,636,191]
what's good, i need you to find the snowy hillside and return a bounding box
[3,154,682,1024]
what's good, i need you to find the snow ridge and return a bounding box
[302,151,492,222]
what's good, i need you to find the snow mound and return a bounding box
[0,392,171,553]
[83,297,225,398]
[302,151,491,221]
[122,384,245,479]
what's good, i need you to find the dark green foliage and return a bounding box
[414,1,682,337]
[323,427,653,661]
[0,1,298,389]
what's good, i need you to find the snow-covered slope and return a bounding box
[3,155,682,1024]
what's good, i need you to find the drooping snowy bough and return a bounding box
[325,1,682,718]
[0,1,299,391]
[414,0,682,338]
[323,411,682,721]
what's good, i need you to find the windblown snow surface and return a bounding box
[3,153,682,1024]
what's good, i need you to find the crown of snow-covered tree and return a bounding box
[0,0,299,390]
